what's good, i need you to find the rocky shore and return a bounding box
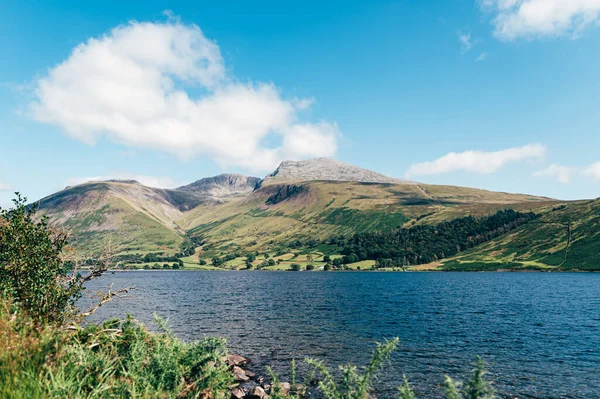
[227,354,307,399]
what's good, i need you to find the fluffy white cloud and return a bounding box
[65,174,180,189]
[482,0,600,40]
[29,19,340,172]
[532,164,575,183]
[0,181,13,191]
[406,143,546,177]
[583,161,600,180]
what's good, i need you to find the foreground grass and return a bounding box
[0,303,232,399]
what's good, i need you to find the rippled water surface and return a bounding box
[86,271,600,398]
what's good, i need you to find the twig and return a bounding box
[79,286,135,318]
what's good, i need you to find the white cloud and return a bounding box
[459,30,473,52]
[583,161,600,180]
[0,181,13,191]
[29,18,340,173]
[532,164,575,183]
[65,174,180,189]
[476,52,488,62]
[406,143,546,177]
[481,0,600,40]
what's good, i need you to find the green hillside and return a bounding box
[36,181,185,256]
[31,159,599,271]
[438,199,600,271]
[178,180,557,257]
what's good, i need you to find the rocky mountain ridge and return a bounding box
[262,158,415,185]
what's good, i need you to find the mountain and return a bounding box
[36,180,185,256]
[171,174,260,210]
[262,158,414,185]
[30,158,599,271]
[35,174,259,255]
[177,179,556,257]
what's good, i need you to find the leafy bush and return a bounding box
[0,194,82,323]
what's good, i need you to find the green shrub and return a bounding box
[0,194,83,323]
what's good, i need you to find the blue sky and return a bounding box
[1,0,600,207]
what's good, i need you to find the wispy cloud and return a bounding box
[532,164,576,184]
[28,17,340,173]
[406,143,546,177]
[481,0,600,40]
[459,30,473,52]
[532,161,600,183]
[0,181,13,191]
[476,52,488,62]
[583,162,600,180]
[65,174,181,189]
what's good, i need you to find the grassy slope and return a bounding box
[37,182,185,256]
[176,180,557,257]
[438,199,600,271]
[36,179,599,271]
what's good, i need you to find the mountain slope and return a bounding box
[174,174,260,210]
[262,158,415,185]
[36,181,185,255]
[33,158,595,271]
[36,174,260,256]
[439,199,600,271]
[177,179,557,256]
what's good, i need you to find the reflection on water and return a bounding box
[86,271,600,398]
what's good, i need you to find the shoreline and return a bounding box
[102,268,599,273]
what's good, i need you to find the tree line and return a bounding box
[333,209,538,268]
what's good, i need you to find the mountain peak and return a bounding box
[176,174,260,201]
[263,158,415,185]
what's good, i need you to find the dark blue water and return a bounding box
[85,271,600,398]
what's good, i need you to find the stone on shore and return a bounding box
[277,382,291,395]
[231,387,246,399]
[229,354,250,367]
[249,386,269,399]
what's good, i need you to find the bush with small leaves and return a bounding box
[0,194,82,323]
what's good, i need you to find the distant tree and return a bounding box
[323,255,331,263]
[246,254,256,263]
[332,258,343,267]
[163,263,171,269]
[324,263,332,271]
[267,259,276,266]
[264,253,270,259]
[306,264,315,271]
[211,257,224,267]
[290,263,302,271]
[199,259,207,265]
[343,253,359,264]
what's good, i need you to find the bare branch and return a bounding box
[78,285,135,318]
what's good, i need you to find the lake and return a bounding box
[85,271,600,398]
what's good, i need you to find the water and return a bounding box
[85,271,600,398]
